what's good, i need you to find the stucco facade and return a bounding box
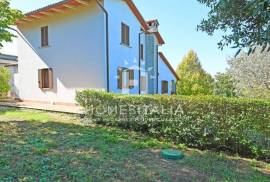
[158,53,178,95]
[17,2,106,104]
[2,0,178,105]
[104,0,141,94]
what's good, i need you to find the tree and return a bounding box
[0,67,11,97]
[197,0,270,52]
[0,0,23,48]
[214,72,236,97]
[228,48,270,99]
[176,50,214,95]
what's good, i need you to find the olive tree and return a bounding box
[228,49,270,98]
[214,72,236,97]
[197,0,270,54]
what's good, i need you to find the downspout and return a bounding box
[95,0,110,92]
[156,45,159,94]
[138,32,144,95]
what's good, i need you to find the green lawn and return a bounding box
[0,107,269,182]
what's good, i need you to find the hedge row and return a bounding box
[76,90,270,161]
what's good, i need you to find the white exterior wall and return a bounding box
[17,2,106,104]
[104,0,142,94]
[158,55,177,95]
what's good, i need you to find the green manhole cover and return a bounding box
[161,149,184,160]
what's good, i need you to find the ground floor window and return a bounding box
[161,80,168,94]
[140,75,147,93]
[171,80,176,94]
[117,67,134,90]
[38,68,53,89]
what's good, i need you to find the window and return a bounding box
[41,26,49,47]
[121,23,130,46]
[38,68,53,89]
[140,44,144,60]
[117,67,134,89]
[140,76,147,92]
[171,80,176,94]
[129,69,134,88]
[161,80,168,94]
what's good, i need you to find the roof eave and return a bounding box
[16,0,89,24]
[124,0,149,31]
[155,32,165,45]
[158,52,179,80]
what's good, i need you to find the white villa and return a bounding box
[0,0,179,106]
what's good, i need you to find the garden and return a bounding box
[0,107,269,181]
[1,0,270,181]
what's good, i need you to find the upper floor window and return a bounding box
[41,26,49,47]
[121,23,130,46]
[140,44,144,60]
[38,68,53,89]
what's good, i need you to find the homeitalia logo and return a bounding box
[85,104,184,118]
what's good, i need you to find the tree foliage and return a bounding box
[214,72,236,97]
[228,48,270,99]
[0,0,23,48]
[197,0,270,52]
[0,67,11,97]
[176,50,214,95]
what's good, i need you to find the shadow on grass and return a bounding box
[0,111,269,181]
[0,120,178,181]
[0,106,19,114]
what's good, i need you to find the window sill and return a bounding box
[118,87,134,90]
[120,43,132,48]
[41,88,53,91]
[39,45,51,49]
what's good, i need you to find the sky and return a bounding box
[8,0,235,75]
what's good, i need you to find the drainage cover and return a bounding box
[161,149,184,160]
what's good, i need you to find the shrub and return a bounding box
[0,67,11,98]
[76,90,270,161]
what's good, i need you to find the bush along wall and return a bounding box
[76,90,270,162]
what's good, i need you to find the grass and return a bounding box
[0,107,269,182]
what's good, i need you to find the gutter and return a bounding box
[95,0,110,92]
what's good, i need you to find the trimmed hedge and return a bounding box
[76,90,270,161]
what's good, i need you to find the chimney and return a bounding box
[147,19,159,33]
